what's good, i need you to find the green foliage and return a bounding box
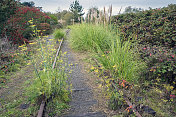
[0,0,18,36]
[45,13,58,25]
[53,29,65,39]
[21,1,35,7]
[112,4,176,85]
[26,26,70,109]
[56,10,74,26]
[69,0,85,22]
[124,6,143,13]
[63,12,74,25]
[112,4,176,48]
[97,38,145,83]
[70,23,145,83]
[109,91,124,110]
[69,24,112,52]
[45,95,70,116]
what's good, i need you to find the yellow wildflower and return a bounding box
[30,25,36,27]
[94,69,99,73]
[29,42,36,45]
[43,35,49,38]
[48,39,54,41]
[59,60,63,63]
[27,63,31,65]
[37,30,41,32]
[98,84,102,88]
[90,66,95,70]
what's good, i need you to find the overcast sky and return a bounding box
[20,0,175,15]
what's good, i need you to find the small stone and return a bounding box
[20,104,29,109]
[135,97,143,102]
[142,106,156,116]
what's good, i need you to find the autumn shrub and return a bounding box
[112,4,176,86]
[3,6,51,44]
[112,4,176,48]
[0,0,18,37]
[138,44,175,85]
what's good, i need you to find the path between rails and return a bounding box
[60,36,107,117]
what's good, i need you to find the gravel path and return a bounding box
[60,38,106,117]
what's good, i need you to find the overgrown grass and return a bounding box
[69,23,113,53]
[70,23,145,83]
[25,24,70,116]
[53,29,65,39]
[97,38,145,83]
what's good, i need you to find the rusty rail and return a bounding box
[112,83,142,117]
[93,58,142,117]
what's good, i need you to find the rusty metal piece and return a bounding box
[37,100,45,117]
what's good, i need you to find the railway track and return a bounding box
[37,29,70,117]
[93,58,156,117]
[38,28,155,117]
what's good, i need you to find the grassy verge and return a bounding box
[69,23,175,116]
[69,23,144,83]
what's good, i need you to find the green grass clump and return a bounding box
[97,37,145,83]
[69,23,113,53]
[69,23,145,83]
[53,29,65,39]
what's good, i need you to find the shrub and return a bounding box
[3,6,51,44]
[112,4,176,86]
[112,4,176,48]
[0,0,18,37]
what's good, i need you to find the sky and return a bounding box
[20,0,175,15]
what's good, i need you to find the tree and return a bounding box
[21,1,35,7]
[69,0,84,22]
[124,6,143,13]
[63,12,74,25]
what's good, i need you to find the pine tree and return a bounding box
[69,0,84,22]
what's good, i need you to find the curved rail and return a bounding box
[93,58,142,117]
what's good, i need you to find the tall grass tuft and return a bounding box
[70,23,145,83]
[53,29,65,39]
[96,36,145,83]
[69,23,114,53]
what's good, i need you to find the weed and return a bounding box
[53,29,65,39]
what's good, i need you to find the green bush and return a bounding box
[53,29,65,39]
[112,4,176,48]
[112,4,176,85]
